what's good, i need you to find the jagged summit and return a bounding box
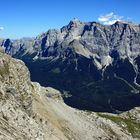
[69,18,82,24]
[113,20,138,25]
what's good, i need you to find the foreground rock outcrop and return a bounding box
[0,52,140,139]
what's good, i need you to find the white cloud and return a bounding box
[98,12,124,25]
[0,26,4,31]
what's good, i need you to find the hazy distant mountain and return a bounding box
[1,19,140,113]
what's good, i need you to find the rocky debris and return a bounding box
[0,51,139,139]
[120,107,140,123]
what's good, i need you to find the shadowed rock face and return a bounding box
[1,19,140,113]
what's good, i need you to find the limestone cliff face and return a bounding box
[1,20,140,68]
[0,52,140,140]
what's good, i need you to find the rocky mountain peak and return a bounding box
[0,20,140,68]
[69,18,83,25]
[65,18,84,31]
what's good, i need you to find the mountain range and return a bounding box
[1,19,140,113]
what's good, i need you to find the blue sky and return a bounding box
[0,0,139,39]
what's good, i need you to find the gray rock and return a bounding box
[1,20,140,68]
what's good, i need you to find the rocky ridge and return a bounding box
[1,19,140,70]
[1,19,140,113]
